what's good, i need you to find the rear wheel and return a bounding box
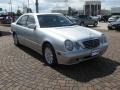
[13,33,20,46]
[111,26,116,30]
[43,43,58,66]
[80,22,85,26]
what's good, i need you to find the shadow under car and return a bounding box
[18,45,120,82]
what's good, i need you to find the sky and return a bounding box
[0,0,120,13]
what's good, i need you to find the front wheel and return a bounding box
[43,44,58,66]
[93,22,98,27]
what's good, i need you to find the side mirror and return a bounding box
[28,24,36,30]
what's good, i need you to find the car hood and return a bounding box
[44,25,102,41]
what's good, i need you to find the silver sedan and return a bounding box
[11,13,108,66]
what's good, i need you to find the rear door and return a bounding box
[15,15,28,42]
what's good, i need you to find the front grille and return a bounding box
[83,39,100,49]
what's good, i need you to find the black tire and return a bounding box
[13,33,20,46]
[108,27,113,30]
[80,22,84,26]
[43,43,58,66]
[0,31,2,36]
[115,28,120,31]
[93,22,98,27]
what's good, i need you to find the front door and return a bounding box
[25,15,41,52]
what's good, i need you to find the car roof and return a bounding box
[23,13,62,16]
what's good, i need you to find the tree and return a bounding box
[16,9,22,16]
[68,7,72,16]
[27,8,32,13]
[68,7,78,16]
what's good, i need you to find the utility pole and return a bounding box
[65,0,68,9]
[64,0,68,15]
[27,0,30,13]
[28,0,30,9]
[9,0,13,23]
[10,0,12,13]
[35,0,39,13]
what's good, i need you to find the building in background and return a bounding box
[111,7,120,15]
[84,0,101,16]
[101,9,111,15]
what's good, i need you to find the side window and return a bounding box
[17,17,22,25]
[17,15,28,26]
[87,16,91,19]
[27,15,35,26]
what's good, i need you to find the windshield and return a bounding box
[37,14,74,28]
[111,16,120,19]
[111,16,117,18]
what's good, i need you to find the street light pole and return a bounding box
[35,0,39,13]
[64,0,68,15]
[27,0,30,13]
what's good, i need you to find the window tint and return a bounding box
[17,17,22,25]
[87,16,92,19]
[117,18,120,22]
[37,15,73,28]
[27,15,35,26]
[17,15,28,26]
[79,15,87,18]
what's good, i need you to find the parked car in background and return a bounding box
[76,15,98,27]
[0,15,4,24]
[0,16,3,20]
[92,16,100,21]
[99,15,111,22]
[11,13,108,66]
[108,15,120,23]
[66,16,77,24]
[108,18,120,30]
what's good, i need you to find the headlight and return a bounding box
[65,40,73,51]
[101,34,107,43]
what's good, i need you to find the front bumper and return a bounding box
[56,43,108,65]
[108,25,115,30]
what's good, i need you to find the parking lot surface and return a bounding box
[0,25,120,90]
[91,22,108,31]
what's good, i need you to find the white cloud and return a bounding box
[0,0,120,13]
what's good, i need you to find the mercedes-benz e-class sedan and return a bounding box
[11,13,108,66]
